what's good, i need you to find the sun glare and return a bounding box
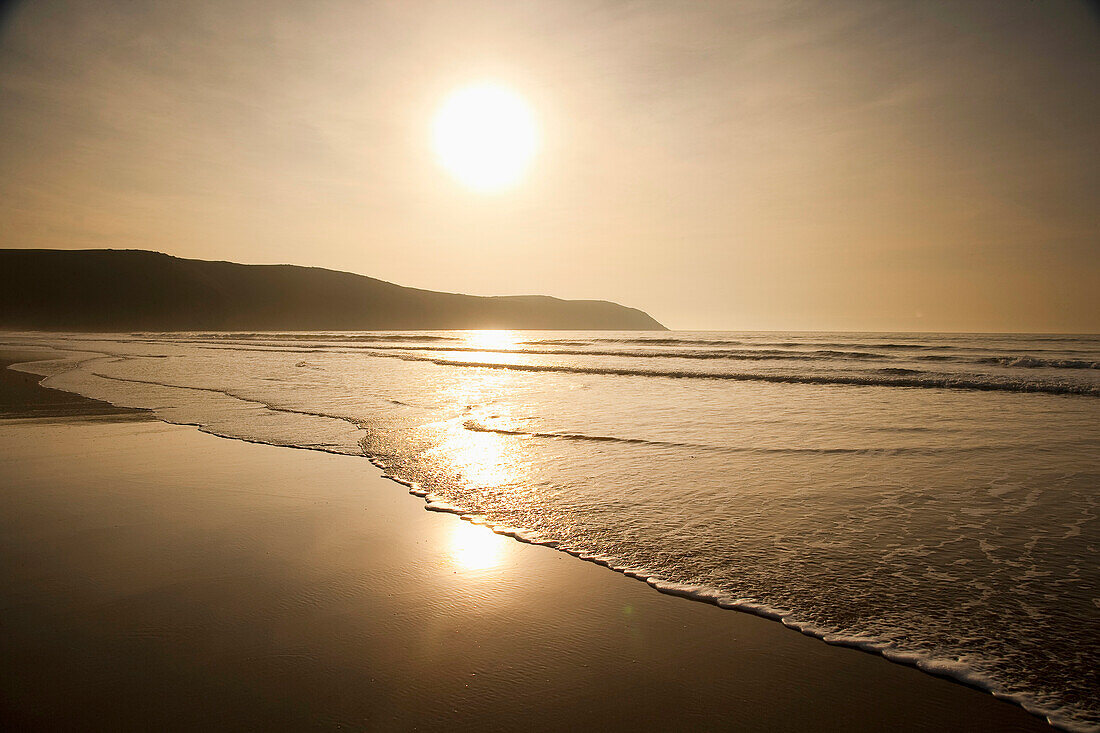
[465,329,519,351]
[450,521,505,571]
[432,83,538,192]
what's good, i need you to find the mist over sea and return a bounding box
[6,331,1098,731]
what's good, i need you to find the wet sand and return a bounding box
[0,351,149,420]
[0,357,1052,731]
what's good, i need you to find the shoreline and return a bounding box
[0,352,151,420]
[381,466,1042,717]
[0,352,1059,730]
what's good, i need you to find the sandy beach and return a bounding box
[4,0,1097,727]
[0,353,1053,731]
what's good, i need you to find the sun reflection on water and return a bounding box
[429,427,518,489]
[424,339,539,575]
[464,330,520,351]
[422,359,529,492]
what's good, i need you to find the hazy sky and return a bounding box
[1,0,1097,331]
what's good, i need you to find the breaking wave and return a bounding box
[394,354,1100,396]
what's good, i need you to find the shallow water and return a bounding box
[5,330,1098,731]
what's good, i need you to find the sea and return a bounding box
[4,330,1098,731]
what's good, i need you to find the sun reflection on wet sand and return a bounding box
[449,521,507,571]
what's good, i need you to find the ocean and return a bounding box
[5,330,1098,731]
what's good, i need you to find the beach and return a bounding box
[0,349,1055,731]
[4,0,1096,726]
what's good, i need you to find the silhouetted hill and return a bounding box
[0,249,666,332]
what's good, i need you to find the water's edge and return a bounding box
[3,353,1071,732]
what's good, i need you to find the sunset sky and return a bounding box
[1,0,1097,331]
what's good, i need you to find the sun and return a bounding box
[431,82,538,193]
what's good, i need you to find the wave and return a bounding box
[912,354,1100,369]
[394,355,1100,396]
[975,356,1100,370]
[303,342,1100,372]
[544,337,748,347]
[89,371,1048,457]
[149,332,459,344]
[520,339,592,347]
[462,419,715,450]
[766,341,945,350]
[365,344,892,361]
[531,337,947,350]
[166,339,1100,376]
[190,337,1099,372]
[85,371,370,435]
[526,336,1100,357]
[560,337,944,350]
[462,420,1082,455]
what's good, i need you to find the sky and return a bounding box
[0,0,1097,332]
